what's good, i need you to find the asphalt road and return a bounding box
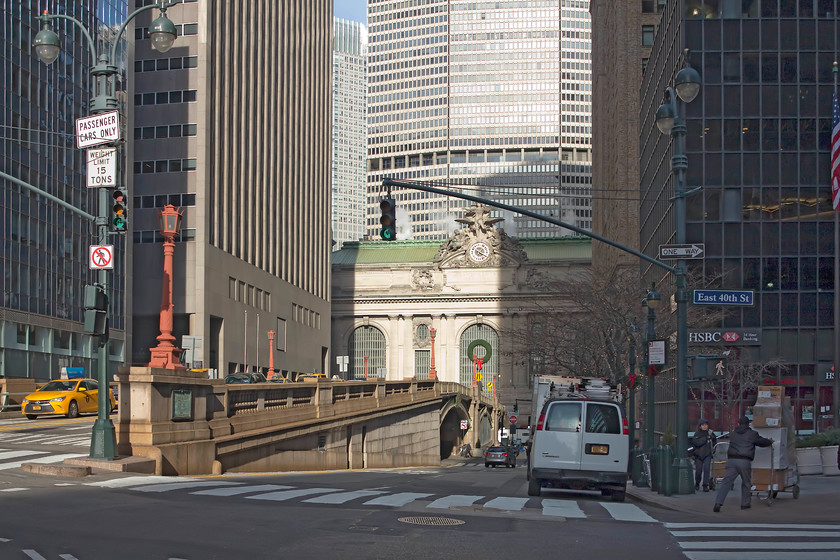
[1,419,838,559]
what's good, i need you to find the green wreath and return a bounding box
[467,339,493,362]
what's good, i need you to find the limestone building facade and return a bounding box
[331,205,592,417]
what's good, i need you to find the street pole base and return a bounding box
[674,457,695,494]
[90,418,117,460]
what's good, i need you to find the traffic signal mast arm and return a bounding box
[381,178,677,275]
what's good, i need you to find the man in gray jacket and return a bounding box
[713,416,773,512]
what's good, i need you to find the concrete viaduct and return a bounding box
[114,367,504,476]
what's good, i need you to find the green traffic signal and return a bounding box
[380,197,396,241]
[112,190,127,231]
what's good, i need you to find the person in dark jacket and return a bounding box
[713,416,773,512]
[691,419,717,492]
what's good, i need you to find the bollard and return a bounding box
[661,445,674,496]
[631,446,645,487]
[649,446,659,492]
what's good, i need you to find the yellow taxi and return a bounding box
[297,373,327,382]
[21,378,116,420]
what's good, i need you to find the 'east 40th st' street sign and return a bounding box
[693,289,754,306]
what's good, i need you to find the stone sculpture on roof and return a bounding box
[433,204,528,268]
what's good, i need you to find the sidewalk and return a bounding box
[626,474,840,522]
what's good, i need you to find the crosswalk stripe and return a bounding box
[132,481,241,493]
[245,488,341,502]
[541,500,586,518]
[0,453,83,471]
[0,450,47,461]
[599,503,657,523]
[191,484,294,496]
[665,523,840,529]
[363,492,434,506]
[427,494,482,509]
[1,488,29,492]
[87,476,181,488]
[483,497,529,511]
[680,542,840,551]
[683,553,840,560]
[303,490,387,504]
[672,530,839,538]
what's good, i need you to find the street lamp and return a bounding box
[655,49,701,494]
[644,287,660,453]
[148,205,185,370]
[33,1,182,460]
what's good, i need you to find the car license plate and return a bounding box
[33,406,41,410]
[587,444,609,455]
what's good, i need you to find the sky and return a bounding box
[334,0,367,23]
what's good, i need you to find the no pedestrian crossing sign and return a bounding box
[89,245,114,270]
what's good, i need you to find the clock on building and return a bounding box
[468,242,491,263]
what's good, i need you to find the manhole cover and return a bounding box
[397,516,465,526]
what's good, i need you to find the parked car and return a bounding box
[297,373,327,382]
[224,372,268,384]
[485,445,516,468]
[21,378,116,419]
[268,375,291,383]
[527,397,628,501]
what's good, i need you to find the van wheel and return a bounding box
[527,478,541,497]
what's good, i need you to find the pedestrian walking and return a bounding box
[690,419,716,492]
[713,416,773,512]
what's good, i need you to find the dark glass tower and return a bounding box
[1,1,128,380]
[640,0,839,433]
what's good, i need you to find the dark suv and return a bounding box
[224,372,268,384]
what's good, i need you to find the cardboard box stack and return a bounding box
[752,386,798,488]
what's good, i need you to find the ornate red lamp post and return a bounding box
[148,204,185,369]
[267,330,276,379]
[428,327,437,380]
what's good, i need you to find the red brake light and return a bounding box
[536,413,545,431]
[622,416,629,435]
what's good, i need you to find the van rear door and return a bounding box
[579,402,628,473]
[534,401,583,471]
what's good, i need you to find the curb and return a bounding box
[21,462,91,478]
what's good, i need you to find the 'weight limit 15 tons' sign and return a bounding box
[87,148,117,187]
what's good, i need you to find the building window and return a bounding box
[642,25,655,47]
[459,323,499,396]
[348,325,386,379]
[415,350,431,380]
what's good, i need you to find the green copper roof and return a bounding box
[332,237,591,266]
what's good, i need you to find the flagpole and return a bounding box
[834,61,839,431]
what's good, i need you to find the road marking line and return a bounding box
[131,480,241,493]
[86,476,179,488]
[427,494,483,509]
[191,484,294,496]
[59,555,80,560]
[0,450,48,461]
[363,492,433,506]
[599,502,657,523]
[303,490,387,504]
[672,530,840,538]
[482,497,529,511]
[680,542,840,550]
[683,553,840,560]
[665,523,840,529]
[246,488,342,502]
[0,488,28,492]
[541,499,585,518]
[0,453,84,470]
[22,551,47,560]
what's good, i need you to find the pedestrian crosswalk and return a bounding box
[81,476,659,522]
[0,426,91,448]
[664,523,840,560]
[0,448,84,471]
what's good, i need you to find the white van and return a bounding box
[527,397,629,501]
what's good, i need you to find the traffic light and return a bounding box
[83,284,108,336]
[513,400,518,414]
[112,190,127,231]
[380,197,396,241]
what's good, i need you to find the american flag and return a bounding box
[832,89,840,211]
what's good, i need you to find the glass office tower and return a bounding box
[366,0,593,240]
[640,0,839,433]
[1,1,128,380]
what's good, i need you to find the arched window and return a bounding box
[459,323,499,396]
[348,325,386,379]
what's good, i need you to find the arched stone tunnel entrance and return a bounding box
[440,400,470,459]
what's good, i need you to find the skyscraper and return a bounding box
[1,1,129,379]
[640,0,839,433]
[332,17,368,250]
[131,0,332,377]
[365,0,593,240]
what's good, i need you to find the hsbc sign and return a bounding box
[688,328,761,346]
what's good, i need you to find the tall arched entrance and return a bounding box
[348,325,386,379]
[459,323,499,398]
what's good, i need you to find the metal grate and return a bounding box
[397,516,465,526]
